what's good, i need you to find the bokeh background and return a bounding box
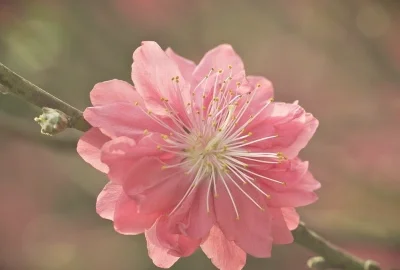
[1,0,399,269]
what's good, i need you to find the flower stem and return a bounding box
[293,222,380,270]
[0,62,381,270]
[0,62,90,132]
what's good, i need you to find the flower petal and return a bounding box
[257,159,320,208]
[246,102,319,159]
[84,102,168,140]
[90,79,142,106]
[146,237,180,268]
[77,128,110,173]
[192,44,245,83]
[113,192,159,235]
[96,182,122,220]
[270,208,294,245]
[165,48,196,82]
[214,180,273,257]
[201,226,246,270]
[101,135,174,184]
[131,41,190,116]
[281,207,300,230]
[146,216,201,257]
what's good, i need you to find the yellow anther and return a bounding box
[248,132,253,136]
[134,101,139,106]
[202,94,206,98]
[228,65,232,69]
[214,193,219,198]
[161,165,167,170]
[249,115,254,119]
[211,67,215,71]
[160,97,169,102]
[208,113,212,117]
[196,110,200,114]
[266,194,271,199]
[156,145,161,150]
[269,97,274,102]
[202,106,206,110]
[213,97,219,102]
[161,134,169,140]
[218,69,223,74]
[147,110,153,115]
[236,82,241,86]
[223,146,228,151]
[171,77,175,81]
[218,128,222,132]
[257,83,261,88]
[143,129,149,135]
[187,102,191,106]
[236,216,240,220]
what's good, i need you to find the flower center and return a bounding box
[140,66,286,219]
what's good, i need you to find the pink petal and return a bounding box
[101,135,174,184]
[270,208,294,245]
[213,180,273,257]
[131,41,190,116]
[281,207,300,230]
[96,182,122,220]
[246,102,319,159]
[90,79,143,106]
[113,192,159,235]
[257,159,320,208]
[83,102,168,140]
[146,237,180,268]
[146,216,201,257]
[192,44,245,83]
[77,128,110,173]
[165,48,196,82]
[123,156,184,197]
[184,182,215,239]
[201,226,246,270]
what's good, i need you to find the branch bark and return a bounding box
[0,62,90,132]
[0,62,381,270]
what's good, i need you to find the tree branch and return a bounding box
[0,62,90,132]
[294,223,380,270]
[0,62,381,270]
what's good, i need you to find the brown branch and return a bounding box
[0,62,381,270]
[0,62,90,133]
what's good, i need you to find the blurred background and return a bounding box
[0,0,399,269]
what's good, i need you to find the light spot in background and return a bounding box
[22,215,77,269]
[356,4,391,38]
[4,19,64,73]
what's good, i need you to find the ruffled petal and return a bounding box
[257,159,320,208]
[165,48,196,82]
[281,207,300,230]
[96,182,122,220]
[201,226,246,270]
[77,128,110,173]
[192,44,245,83]
[245,102,319,159]
[213,180,273,257]
[131,41,190,116]
[270,208,294,245]
[90,79,142,106]
[146,216,201,257]
[113,192,159,235]
[83,102,169,140]
[146,237,180,268]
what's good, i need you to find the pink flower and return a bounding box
[77,41,320,270]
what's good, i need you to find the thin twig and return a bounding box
[0,62,90,132]
[294,222,380,270]
[0,62,381,270]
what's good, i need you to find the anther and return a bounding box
[134,101,139,106]
[143,129,149,135]
[228,65,232,69]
